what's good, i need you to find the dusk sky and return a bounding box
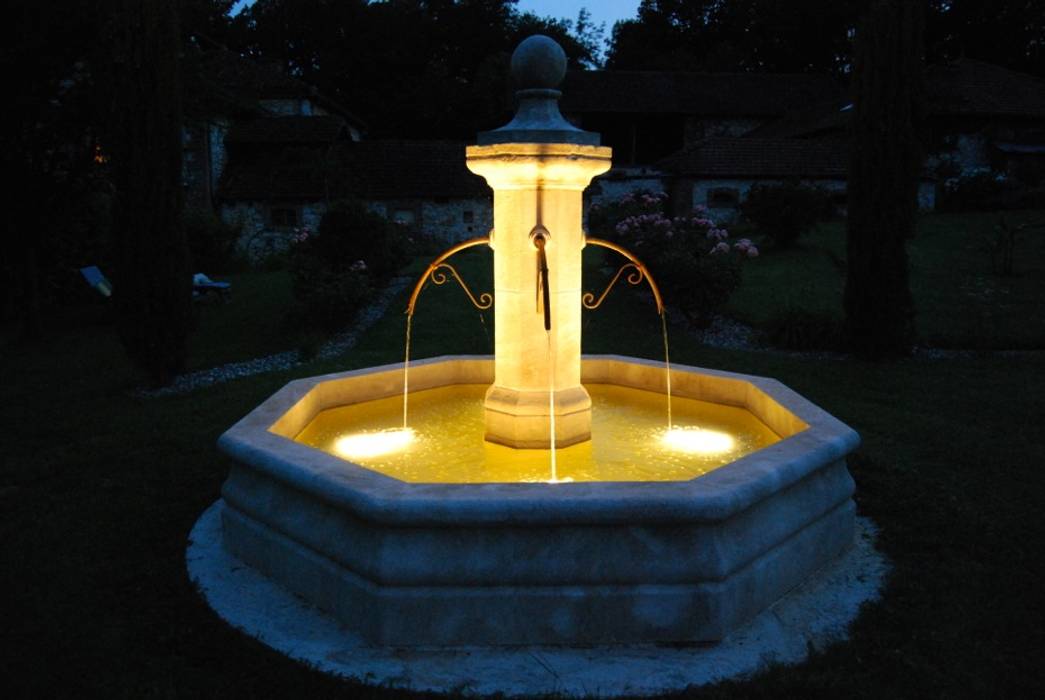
[230,1,643,38]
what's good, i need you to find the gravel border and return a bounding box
[140,276,410,397]
[188,499,888,698]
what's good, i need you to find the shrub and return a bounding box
[596,191,758,327]
[185,206,242,273]
[740,182,829,247]
[288,200,408,331]
[315,199,408,283]
[288,249,371,331]
[940,168,1018,211]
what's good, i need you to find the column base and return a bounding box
[484,384,591,449]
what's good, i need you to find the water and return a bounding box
[661,312,673,430]
[402,314,412,429]
[295,384,782,484]
[546,330,558,482]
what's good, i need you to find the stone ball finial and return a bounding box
[510,35,567,90]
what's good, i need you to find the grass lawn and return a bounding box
[728,209,1045,349]
[3,224,1045,697]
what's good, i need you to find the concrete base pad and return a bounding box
[187,500,887,697]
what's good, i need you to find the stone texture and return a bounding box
[190,501,887,697]
[467,144,612,447]
[217,355,860,646]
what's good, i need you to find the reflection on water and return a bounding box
[294,384,781,484]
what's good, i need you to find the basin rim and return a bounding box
[218,355,859,527]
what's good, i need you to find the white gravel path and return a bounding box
[188,500,888,698]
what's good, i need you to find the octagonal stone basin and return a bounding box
[218,355,859,646]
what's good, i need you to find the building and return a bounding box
[217,140,490,257]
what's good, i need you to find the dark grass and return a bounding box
[728,209,1045,349]
[3,236,1045,697]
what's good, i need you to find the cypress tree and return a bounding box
[844,0,923,358]
[105,0,193,386]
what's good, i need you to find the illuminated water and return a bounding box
[294,384,781,483]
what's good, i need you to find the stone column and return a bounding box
[466,34,612,449]
[467,144,610,447]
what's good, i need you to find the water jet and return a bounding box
[208,35,860,648]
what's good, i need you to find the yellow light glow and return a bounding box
[334,428,415,459]
[662,427,735,455]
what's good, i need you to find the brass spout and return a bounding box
[406,236,492,317]
[583,237,665,315]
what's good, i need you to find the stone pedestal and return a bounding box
[467,143,611,447]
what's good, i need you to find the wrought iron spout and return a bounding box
[406,236,492,316]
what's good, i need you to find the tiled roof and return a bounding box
[560,70,844,117]
[225,116,350,145]
[748,59,1045,139]
[217,141,487,201]
[925,59,1045,118]
[657,137,849,178]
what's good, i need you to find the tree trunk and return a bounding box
[844,0,923,358]
[105,0,193,386]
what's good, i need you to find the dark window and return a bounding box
[708,187,740,208]
[463,210,474,224]
[271,207,298,227]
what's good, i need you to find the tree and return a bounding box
[843,0,923,358]
[102,0,193,386]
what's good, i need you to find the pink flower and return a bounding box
[710,242,730,255]
[746,247,759,258]
[350,259,367,272]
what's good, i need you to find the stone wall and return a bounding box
[369,198,493,243]
[222,201,327,262]
[223,196,493,263]
[590,168,667,206]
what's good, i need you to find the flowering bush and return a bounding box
[288,200,407,331]
[589,190,757,327]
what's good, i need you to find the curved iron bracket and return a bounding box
[430,262,493,311]
[406,236,492,316]
[582,262,645,311]
[583,237,665,315]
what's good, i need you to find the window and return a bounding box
[708,187,740,209]
[462,210,474,224]
[271,207,298,227]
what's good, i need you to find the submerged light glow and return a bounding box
[335,428,415,459]
[662,427,735,455]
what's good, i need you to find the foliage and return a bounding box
[605,0,1044,78]
[940,167,1018,211]
[843,0,922,359]
[590,190,758,327]
[740,181,830,248]
[287,200,407,331]
[226,0,603,140]
[315,199,408,283]
[184,205,243,273]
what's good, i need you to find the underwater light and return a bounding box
[662,427,735,455]
[334,428,415,459]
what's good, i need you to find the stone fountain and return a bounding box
[210,36,859,647]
